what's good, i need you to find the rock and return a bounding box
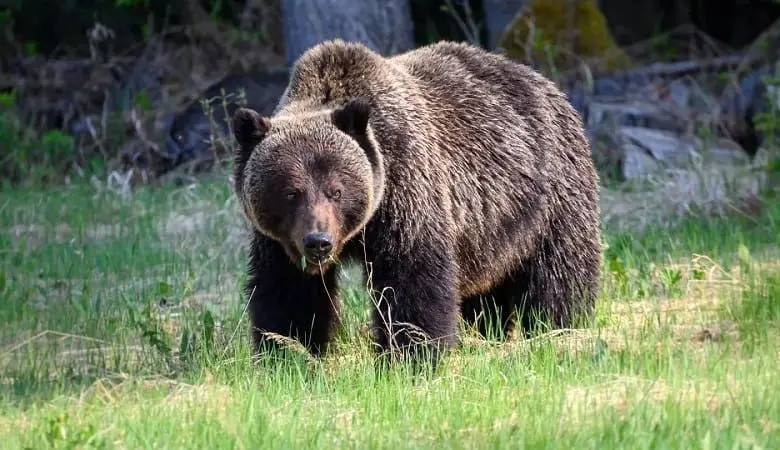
[614,126,750,179]
[702,138,753,166]
[566,73,659,127]
[497,0,632,74]
[161,69,290,174]
[620,140,660,180]
[665,78,692,109]
[585,101,683,133]
[567,66,758,181]
[589,73,655,98]
[576,78,720,128]
[719,63,779,158]
[653,78,721,116]
[619,127,698,166]
[567,57,775,182]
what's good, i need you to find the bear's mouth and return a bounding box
[302,257,334,274]
[300,254,338,275]
[286,245,338,275]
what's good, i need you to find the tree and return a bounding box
[279,0,415,65]
[482,0,528,48]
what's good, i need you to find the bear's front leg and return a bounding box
[245,231,341,357]
[366,235,460,363]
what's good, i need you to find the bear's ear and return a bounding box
[331,97,371,136]
[232,107,271,148]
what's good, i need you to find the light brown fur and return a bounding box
[233,39,601,360]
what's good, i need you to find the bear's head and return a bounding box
[231,98,384,274]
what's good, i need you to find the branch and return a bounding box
[443,0,481,46]
[562,53,752,86]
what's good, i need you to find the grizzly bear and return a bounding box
[231,39,601,361]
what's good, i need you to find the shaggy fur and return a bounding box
[232,39,601,360]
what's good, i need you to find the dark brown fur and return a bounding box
[232,39,601,361]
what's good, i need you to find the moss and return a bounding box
[497,0,632,76]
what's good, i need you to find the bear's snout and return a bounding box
[302,232,334,262]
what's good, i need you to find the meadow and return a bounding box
[0,172,778,449]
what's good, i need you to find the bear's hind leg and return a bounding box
[513,216,600,335]
[459,281,520,341]
[245,232,341,357]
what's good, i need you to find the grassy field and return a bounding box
[0,173,778,449]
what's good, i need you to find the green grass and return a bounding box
[0,175,778,449]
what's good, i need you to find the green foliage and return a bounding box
[132,90,154,112]
[0,92,85,187]
[753,64,780,187]
[116,0,150,6]
[40,412,107,449]
[0,90,16,109]
[23,40,37,55]
[754,68,780,143]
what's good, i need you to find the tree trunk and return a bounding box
[482,0,528,49]
[280,0,415,65]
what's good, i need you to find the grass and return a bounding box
[0,174,778,449]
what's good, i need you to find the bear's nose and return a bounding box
[302,232,333,260]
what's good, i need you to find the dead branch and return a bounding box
[443,0,481,46]
[562,53,753,87]
[732,16,780,80]
[617,54,749,79]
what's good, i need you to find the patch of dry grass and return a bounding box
[562,374,739,424]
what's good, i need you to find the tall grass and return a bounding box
[0,175,778,449]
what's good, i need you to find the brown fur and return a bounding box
[232,39,601,361]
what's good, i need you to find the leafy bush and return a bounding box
[0,91,87,188]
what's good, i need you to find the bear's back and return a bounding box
[276,40,595,295]
[389,40,572,124]
[389,42,595,294]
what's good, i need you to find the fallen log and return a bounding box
[561,53,758,88]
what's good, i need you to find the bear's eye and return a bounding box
[330,189,342,201]
[286,191,298,201]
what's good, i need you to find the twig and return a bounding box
[732,17,780,80]
[564,53,748,85]
[1,330,107,359]
[443,0,481,46]
[239,0,256,31]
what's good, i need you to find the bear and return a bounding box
[230,39,601,362]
